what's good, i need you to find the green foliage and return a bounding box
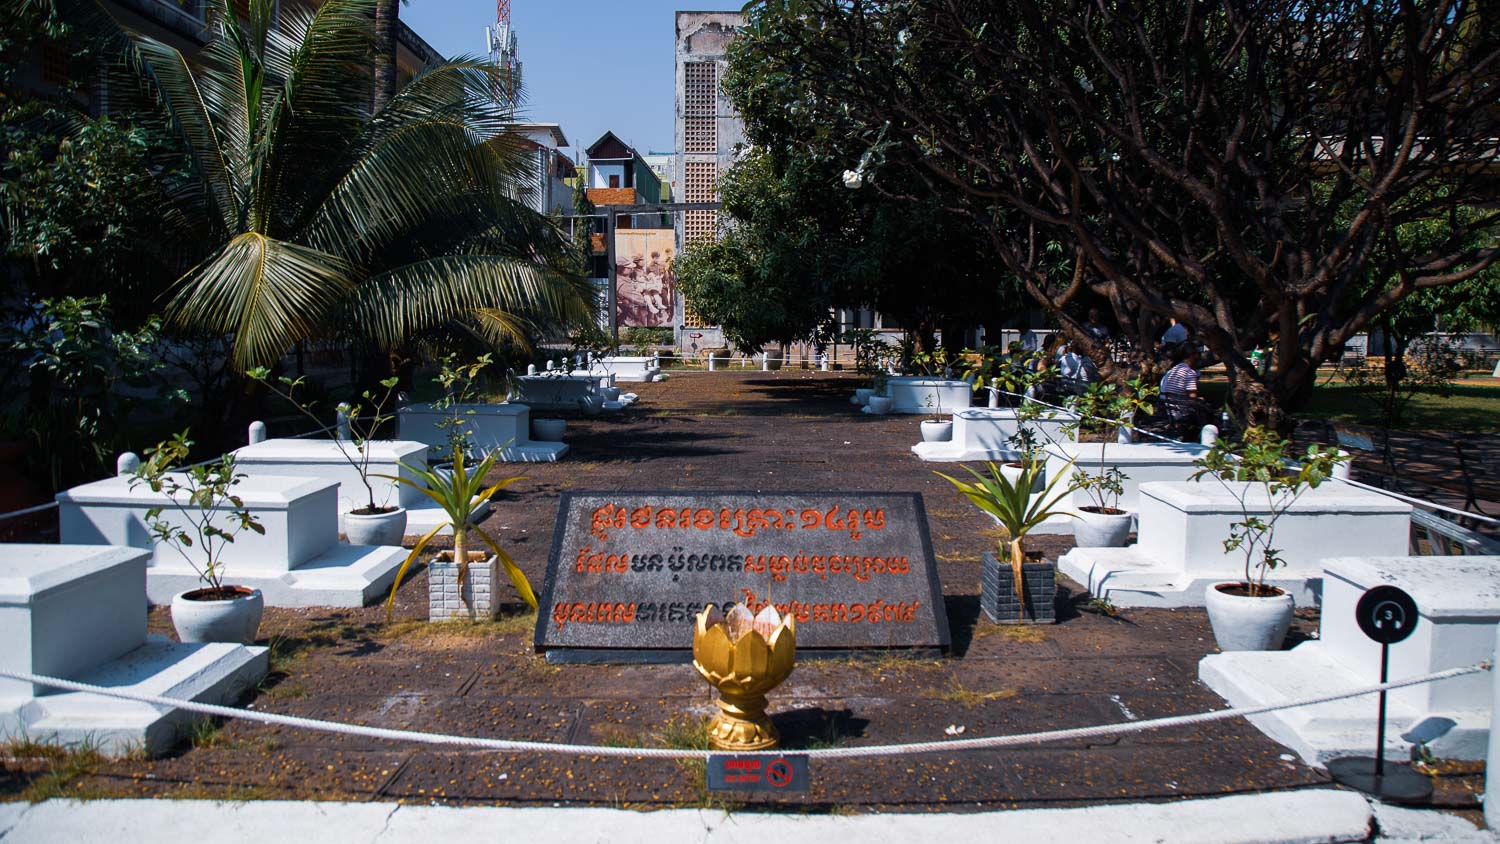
[378,447,535,620]
[1,296,183,492]
[1065,379,1158,512]
[841,328,894,381]
[429,353,495,460]
[621,326,673,355]
[108,0,593,370]
[935,460,1075,615]
[131,431,265,591]
[1191,427,1350,594]
[1337,336,1465,429]
[248,368,401,511]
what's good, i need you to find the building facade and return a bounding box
[673,10,746,347]
[513,123,576,217]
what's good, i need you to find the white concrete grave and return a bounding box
[232,436,472,538]
[1059,481,1411,607]
[590,355,661,383]
[0,545,266,755]
[912,406,1079,462]
[56,474,406,607]
[513,374,636,412]
[1016,440,1214,536]
[1200,556,1500,765]
[234,437,428,514]
[880,378,973,414]
[398,402,567,463]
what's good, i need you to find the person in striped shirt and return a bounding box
[1159,345,1200,399]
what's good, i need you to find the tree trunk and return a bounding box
[1008,537,1026,616]
[372,0,400,113]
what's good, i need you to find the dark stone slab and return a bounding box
[535,491,949,662]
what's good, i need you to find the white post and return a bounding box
[761,352,769,372]
[335,403,352,441]
[1117,425,1135,444]
[248,421,267,445]
[116,452,140,476]
[527,364,537,376]
[988,378,1000,409]
[1333,449,1352,481]
[1486,623,1500,829]
[575,353,584,370]
[708,355,717,372]
[1200,424,1219,447]
[820,353,830,372]
[546,359,555,371]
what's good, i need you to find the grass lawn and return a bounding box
[1201,371,1500,433]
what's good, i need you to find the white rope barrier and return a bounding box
[0,501,59,522]
[0,662,1486,760]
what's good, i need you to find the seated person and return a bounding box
[1055,342,1097,389]
[1159,344,1200,399]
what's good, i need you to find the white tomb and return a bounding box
[1200,556,1500,765]
[911,406,1079,462]
[232,437,475,538]
[590,355,661,383]
[398,402,567,463]
[56,474,406,607]
[0,545,266,755]
[513,375,636,412]
[1059,481,1412,607]
[881,378,973,414]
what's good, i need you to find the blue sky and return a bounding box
[402,1,749,157]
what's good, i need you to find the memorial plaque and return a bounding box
[534,491,949,662]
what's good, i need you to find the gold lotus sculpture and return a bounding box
[692,603,797,751]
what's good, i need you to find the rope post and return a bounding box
[335,404,352,441]
[527,364,537,376]
[248,421,267,445]
[116,452,140,477]
[989,378,1000,409]
[820,353,830,372]
[1117,425,1135,444]
[1200,424,1219,447]
[1488,625,1500,830]
[708,355,717,372]
[1334,450,1352,481]
[761,352,769,372]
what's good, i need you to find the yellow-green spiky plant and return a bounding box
[377,447,536,620]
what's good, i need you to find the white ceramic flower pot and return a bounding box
[171,586,264,644]
[1205,583,1295,651]
[344,506,407,546]
[531,418,566,442]
[853,388,875,406]
[999,461,1045,492]
[866,395,894,415]
[1072,506,1133,547]
[920,420,953,442]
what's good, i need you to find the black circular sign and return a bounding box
[1356,585,1419,644]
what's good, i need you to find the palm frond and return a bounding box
[346,254,595,349]
[165,232,354,370]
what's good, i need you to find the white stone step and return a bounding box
[1199,643,1486,765]
[145,544,408,608]
[5,635,267,756]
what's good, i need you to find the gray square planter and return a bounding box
[981,552,1056,624]
[429,551,499,621]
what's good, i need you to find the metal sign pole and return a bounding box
[606,206,618,353]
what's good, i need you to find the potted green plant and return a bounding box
[425,353,494,481]
[936,459,1076,623]
[132,431,265,644]
[843,328,886,406]
[1064,379,1158,547]
[1191,427,1349,651]
[379,445,538,621]
[249,368,405,546]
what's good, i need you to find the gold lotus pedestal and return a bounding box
[692,604,797,751]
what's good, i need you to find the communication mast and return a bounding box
[484,0,521,103]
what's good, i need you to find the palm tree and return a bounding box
[120,0,593,371]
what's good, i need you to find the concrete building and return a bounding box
[513,123,576,217]
[674,10,747,348]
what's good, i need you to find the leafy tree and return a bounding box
[0,1,192,317]
[732,0,1500,430]
[112,0,595,371]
